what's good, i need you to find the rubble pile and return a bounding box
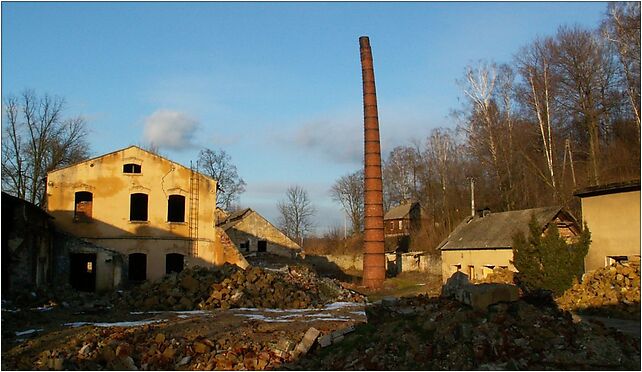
[120,264,364,311]
[290,295,641,370]
[16,322,321,370]
[557,261,641,319]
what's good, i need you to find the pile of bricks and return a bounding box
[120,264,364,311]
[291,294,641,370]
[26,323,328,371]
[556,260,641,319]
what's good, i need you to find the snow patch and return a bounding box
[15,328,43,336]
[64,319,167,328]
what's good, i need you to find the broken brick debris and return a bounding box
[557,260,641,319]
[290,294,641,370]
[119,263,364,311]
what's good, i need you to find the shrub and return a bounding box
[511,216,590,296]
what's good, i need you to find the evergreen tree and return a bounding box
[512,216,590,295]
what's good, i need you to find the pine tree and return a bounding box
[512,216,590,296]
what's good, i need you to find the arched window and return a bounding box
[166,253,184,274]
[167,195,186,222]
[130,193,148,221]
[74,191,93,222]
[128,253,147,282]
[123,163,141,174]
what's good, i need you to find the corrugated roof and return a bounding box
[438,206,567,250]
[384,202,417,220]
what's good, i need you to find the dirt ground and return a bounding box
[2,255,639,370]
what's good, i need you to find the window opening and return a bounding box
[128,253,147,282]
[167,195,186,222]
[257,240,267,253]
[166,253,184,274]
[123,163,141,174]
[74,191,93,222]
[130,193,148,221]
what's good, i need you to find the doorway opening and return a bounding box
[257,240,267,253]
[128,253,147,282]
[69,253,96,292]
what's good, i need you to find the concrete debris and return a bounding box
[292,327,320,357]
[318,324,356,348]
[119,264,364,311]
[442,272,520,311]
[557,261,641,319]
[290,294,641,370]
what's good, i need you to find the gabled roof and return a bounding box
[384,202,419,220]
[47,145,216,183]
[438,206,575,251]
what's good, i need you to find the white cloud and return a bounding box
[143,110,199,151]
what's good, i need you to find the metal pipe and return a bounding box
[359,36,385,289]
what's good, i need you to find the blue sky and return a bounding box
[2,1,608,232]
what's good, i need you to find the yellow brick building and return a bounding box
[46,146,247,291]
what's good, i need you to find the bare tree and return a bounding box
[602,2,641,131]
[277,185,315,245]
[552,25,620,185]
[198,148,246,210]
[330,170,364,235]
[457,61,517,209]
[2,90,90,206]
[515,37,560,195]
[382,146,422,209]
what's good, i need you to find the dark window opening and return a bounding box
[167,195,186,222]
[166,253,184,274]
[128,253,147,282]
[240,241,250,252]
[69,253,96,292]
[257,240,267,253]
[123,163,141,174]
[130,193,148,221]
[74,191,93,222]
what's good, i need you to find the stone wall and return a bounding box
[306,252,440,276]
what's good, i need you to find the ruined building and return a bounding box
[2,192,54,294]
[46,146,247,291]
[217,208,301,258]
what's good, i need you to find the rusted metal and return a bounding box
[359,36,385,289]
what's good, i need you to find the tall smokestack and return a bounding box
[359,36,385,289]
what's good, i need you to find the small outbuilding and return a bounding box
[217,208,301,257]
[575,180,640,272]
[437,206,580,282]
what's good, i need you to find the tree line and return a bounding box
[331,3,640,250]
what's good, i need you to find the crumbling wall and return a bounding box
[225,212,300,258]
[54,232,124,292]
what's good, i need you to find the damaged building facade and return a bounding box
[46,146,247,291]
[438,206,580,282]
[217,208,301,257]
